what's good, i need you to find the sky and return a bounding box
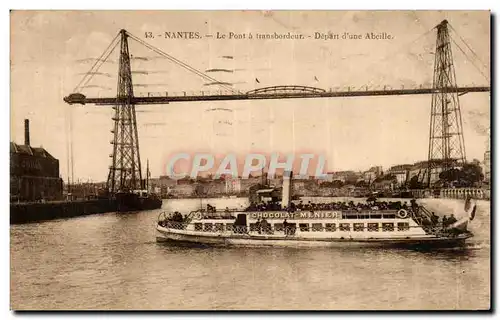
[10,10,490,182]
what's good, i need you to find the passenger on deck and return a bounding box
[172,211,183,222]
[410,199,419,213]
[207,204,217,214]
[233,214,247,234]
[261,218,270,234]
[431,212,439,225]
[421,216,432,227]
[442,215,448,228]
[447,214,457,226]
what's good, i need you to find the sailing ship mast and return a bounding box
[146,159,150,192]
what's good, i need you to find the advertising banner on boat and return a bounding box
[249,211,342,219]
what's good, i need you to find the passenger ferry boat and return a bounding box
[156,205,474,248]
[156,178,477,249]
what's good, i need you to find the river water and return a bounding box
[10,197,490,310]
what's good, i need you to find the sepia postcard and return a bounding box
[10,10,490,311]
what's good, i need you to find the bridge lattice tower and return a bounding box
[107,30,142,193]
[426,20,467,186]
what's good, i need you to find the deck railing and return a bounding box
[157,220,435,235]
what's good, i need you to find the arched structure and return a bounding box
[246,85,326,95]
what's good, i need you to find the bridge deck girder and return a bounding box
[64,86,490,105]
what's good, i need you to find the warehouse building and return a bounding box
[10,119,63,202]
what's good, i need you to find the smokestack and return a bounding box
[24,119,30,146]
[281,170,293,209]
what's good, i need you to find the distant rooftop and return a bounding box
[388,164,413,171]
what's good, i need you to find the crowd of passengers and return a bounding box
[244,200,413,212]
[161,199,459,231]
[419,212,458,229]
[204,200,413,218]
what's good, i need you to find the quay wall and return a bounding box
[10,199,118,224]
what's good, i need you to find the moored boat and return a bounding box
[115,159,162,212]
[116,189,162,212]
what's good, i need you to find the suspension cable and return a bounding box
[449,24,489,71]
[73,33,121,92]
[450,37,490,83]
[80,43,120,91]
[126,32,240,93]
[362,26,436,88]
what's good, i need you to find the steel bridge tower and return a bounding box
[107,30,142,193]
[426,20,466,187]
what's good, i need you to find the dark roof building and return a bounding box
[10,120,63,202]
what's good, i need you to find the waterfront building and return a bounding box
[328,170,361,183]
[10,120,63,202]
[387,164,413,187]
[362,166,383,182]
[408,160,448,187]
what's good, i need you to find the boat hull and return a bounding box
[156,227,471,249]
[116,192,162,212]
